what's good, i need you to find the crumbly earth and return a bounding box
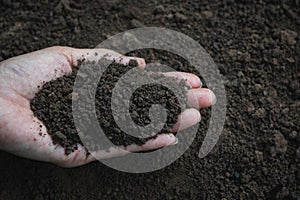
[0,0,299,199]
[30,59,188,154]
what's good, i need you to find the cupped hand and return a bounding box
[0,46,216,167]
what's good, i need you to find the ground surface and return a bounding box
[0,0,299,199]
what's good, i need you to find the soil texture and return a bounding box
[0,0,299,199]
[31,59,188,154]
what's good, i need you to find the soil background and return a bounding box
[0,0,299,199]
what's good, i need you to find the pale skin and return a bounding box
[0,46,216,167]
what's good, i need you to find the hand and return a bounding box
[0,46,216,167]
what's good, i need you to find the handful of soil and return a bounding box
[30,59,190,154]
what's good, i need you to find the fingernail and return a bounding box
[136,58,146,68]
[199,81,203,88]
[172,137,179,145]
[210,91,217,105]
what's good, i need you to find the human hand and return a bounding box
[0,46,216,167]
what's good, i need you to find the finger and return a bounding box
[163,72,201,88]
[64,47,146,68]
[52,133,175,167]
[126,133,176,151]
[91,134,176,160]
[172,108,201,132]
[186,88,217,109]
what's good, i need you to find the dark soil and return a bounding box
[30,59,189,154]
[0,0,299,199]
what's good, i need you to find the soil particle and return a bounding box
[200,11,213,19]
[131,19,144,28]
[253,107,266,118]
[272,132,288,155]
[255,150,263,162]
[228,49,237,57]
[153,5,165,15]
[280,30,298,45]
[174,12,187,22]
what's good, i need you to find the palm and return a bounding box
[0,46,215,167]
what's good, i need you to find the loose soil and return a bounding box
[0,0,299,199]
[30,59,189,154]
